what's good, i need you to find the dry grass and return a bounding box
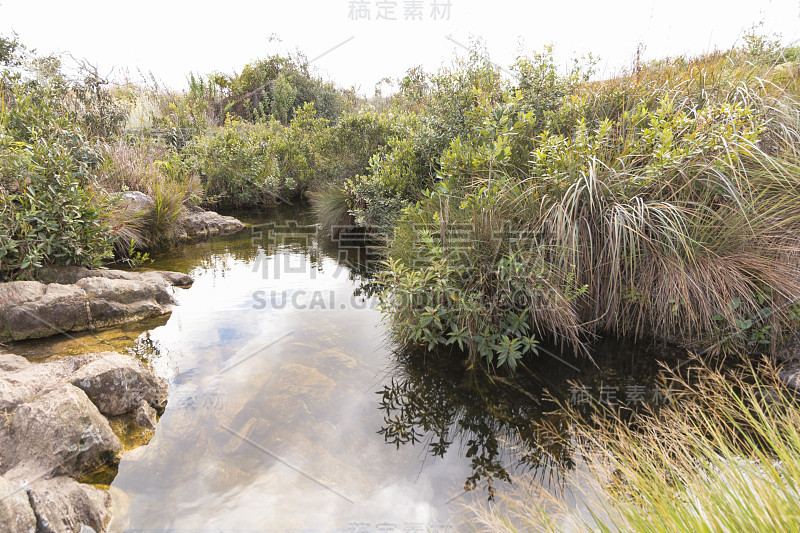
[98,140,168,195]
[100,140,203,250]
[465,359,800,532]
[474,52,800,354]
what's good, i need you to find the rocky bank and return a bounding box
[0,267,193,343]
[121,191,245,243]
[0,350,168,532]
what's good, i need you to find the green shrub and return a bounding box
[316,111,398,183]
[0,80,114,279]
[380,50,800,367]
[212,54,349,125]
[186,117,281,207]
[343,114,441,230]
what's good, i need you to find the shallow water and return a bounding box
[7,207,687,532]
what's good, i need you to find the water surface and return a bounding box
[8,208,687,532]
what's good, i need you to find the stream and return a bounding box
[9,207,687,532]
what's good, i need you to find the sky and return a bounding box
[1,0,799,94]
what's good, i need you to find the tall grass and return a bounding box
[465,360,800,532]
[310,183,354,237]
[514,54,800,353]
[99,140,168,194]
[384,51,800,363]
[101,140,203,250]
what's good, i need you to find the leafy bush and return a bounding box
[186,117,281,207]
[187,103,394,211]
[0,79,114,279]
[212,54,350,125]
[380,49,800,367]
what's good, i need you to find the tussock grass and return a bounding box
[389,51,800,361]
[101,140,203,250]
[465,360,800,532]
[310,183,354,237]
[99,140,168,196]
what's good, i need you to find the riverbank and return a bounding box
[0,266,193,343]
[0,350,168,532]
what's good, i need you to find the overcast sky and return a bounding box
[1,0,799,94]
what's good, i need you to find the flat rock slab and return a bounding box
[37,266,193,288]
[176,206,245,241]
[0,267,193,343]
[0,281,90,343]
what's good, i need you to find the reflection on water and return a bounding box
[378,339,686,502]
[5,207,689,531]
[6,315,171,362]
[107,209,474,531]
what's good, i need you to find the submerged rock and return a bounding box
[0,267,193,343]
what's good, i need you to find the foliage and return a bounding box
[380,47,800,367]
[185,117,281,207]
[0,78,114,280]
[0,33,24,67]
[465,361,800,532]
[212,53,350,124]
[378,237,551,371]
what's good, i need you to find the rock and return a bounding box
[0,384,121,478]
[0,353,31,372]
[178,207,245,241]
[0,353,104,413]
[776,332,800,362]
[132,400,157,431]
[119,190,244,242]
[0,281,90,342]
[37,266,194,288]
[0,475,36,533]
[0,350,166,416]
[119,191,153,217]
[775,333,800,392]
[0,268,192,343]
[70,352,168,416]
[0,351,166,531]
[77,277,173,331]
[25,476,111,533]
[779,363,800,393]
